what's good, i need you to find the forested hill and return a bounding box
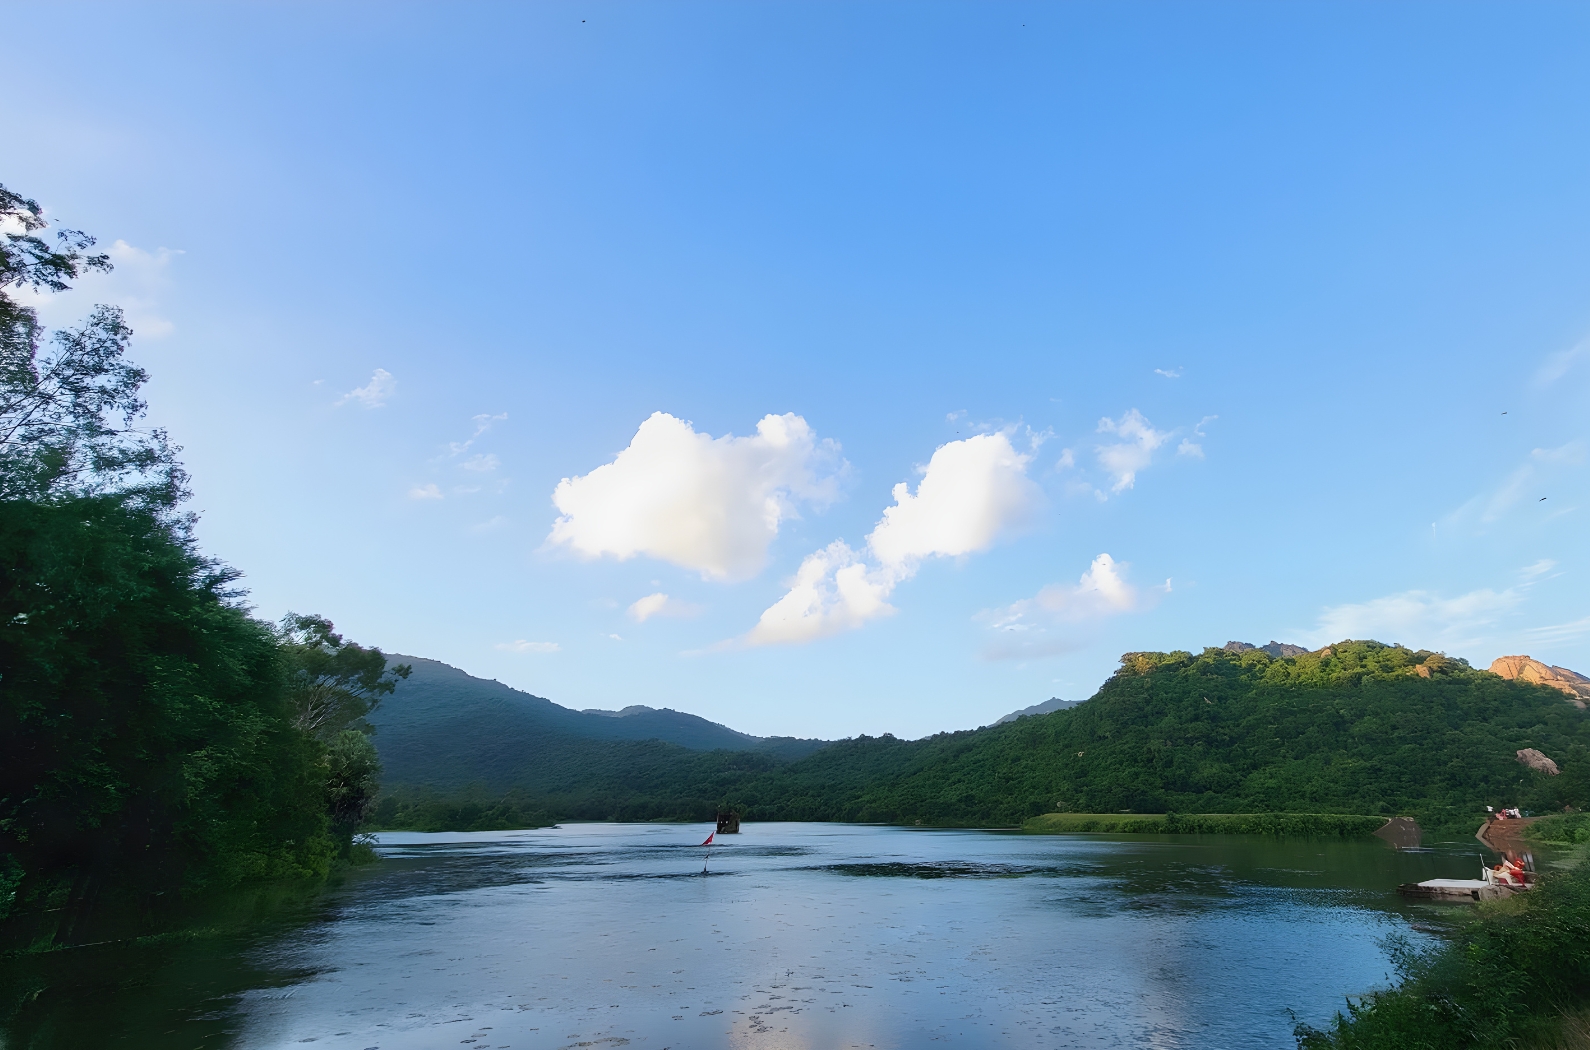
[731,642,1590,829]
[370,656,829,791]
[373,641,1590,832]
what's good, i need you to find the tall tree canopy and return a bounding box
[0,184,183,508]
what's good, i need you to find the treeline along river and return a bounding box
[2,823,1513,1049]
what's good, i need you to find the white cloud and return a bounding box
[1095,409,1170,492]
[19,238,180,339]
[741,432,1040,648]
[978,553,1160,660]
[408,483,443,500]
[744,541,896,646]
[984,553,1143,627]
[1522,559,1559,581]
[470,515,508,533]
[461,453,500,473]
[627,592,704,623]
[1536,336,1589,386]
[448,413,507,456]
[547,411,845,582]
[1527,616,1590,647]
[1056,448,1075,470]
[1447,441,1587,527]
[1177,438,1204,458]
[867,432,1038,569]
[1309,587,1522,650]
[496,639,560,654]
[337,368,396,409]
[1154,367,1183,379]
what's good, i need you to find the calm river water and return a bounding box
[5,823,1501,1049]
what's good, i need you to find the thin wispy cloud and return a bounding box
[448,413,508,456]
[496,639,560,654]
[1444,441,1587,529]
[408,483,443,500]
[627,592,703,623]
[1535,336,1590,386]
[1304,561,1557,652]
[978,553,1164,661]
[337,368,396,409]
[1154,367,1183,379]
[1096,409,1171,492]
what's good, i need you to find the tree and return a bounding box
[276,613,411,740]
[0,184,184,508]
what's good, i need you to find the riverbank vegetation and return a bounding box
[1024,813,1387,836]
[0,184,403,947]
[1296,856,1590,1049]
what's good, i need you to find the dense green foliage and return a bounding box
[0,185,403,942]
[1296,859,1590,1049]
[0,496,335,930]
[1527,812,1590,847]
[380,642,1590,832]
[727,644,1590,829]
[1024,812,1387,836]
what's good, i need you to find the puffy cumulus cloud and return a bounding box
[338,368,396,409]
[744,541,895,646]
[978,553,1161,660]
[742,432,1040,648]
[496,639,560,653]
[1095,409,1170,492]
[867,432,1039,569]
[547,412,844,581]
[627,592,703,623]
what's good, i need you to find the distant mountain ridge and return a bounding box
[994,696,1084,725]
[370,657,831,791]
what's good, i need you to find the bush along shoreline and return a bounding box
[1296,850,1590,1049]
[1024,813,1389,837]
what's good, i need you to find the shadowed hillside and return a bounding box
[369,657,829,793]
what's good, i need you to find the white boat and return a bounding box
[1398,858,1534,901]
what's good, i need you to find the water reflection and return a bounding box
[4,824,1500,1050]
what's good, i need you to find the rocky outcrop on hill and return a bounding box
[1517,748,1561,775]
[1489,656,1590,710]
[1224,640,1310,659]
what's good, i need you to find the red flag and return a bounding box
[700,831,715,847]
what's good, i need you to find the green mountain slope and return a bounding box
[732,642,1590,829]
[369,642,1590,832]
[370,656,828,793]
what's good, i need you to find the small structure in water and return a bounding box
[715,808,741,834]
[1398,854,1535,902]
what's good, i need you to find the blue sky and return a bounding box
[8,2,1590,738]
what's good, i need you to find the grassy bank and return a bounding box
[1296,855,1590,1049]
[1024,812,1389,837]
[1525,812,1590,848]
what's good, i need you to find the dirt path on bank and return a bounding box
[1477,816,1539,854]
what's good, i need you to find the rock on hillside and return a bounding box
[1224,640,1311,659]
[1489,655,1590,709]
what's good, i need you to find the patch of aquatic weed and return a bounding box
[816,861,1056,879]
